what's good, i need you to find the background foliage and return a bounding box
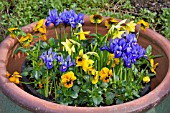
[0,0,170,41]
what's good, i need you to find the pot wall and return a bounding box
[0,16,170,113]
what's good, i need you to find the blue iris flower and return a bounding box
[58,55,76,73]
[100,33,146,68]
[39,48,58,69]
[59,9,84,28]
[45,9,62,27]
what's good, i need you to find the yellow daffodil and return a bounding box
[82,59,94,72]
[149,59,159,74]
[105,18,118,29]
[6,71,22,84]
[107,53,120,68]
[61,39,75,55]
[19,33,33,43]
[99,67,112,82]
[92,71,99,84]
[33,19,46,34]
[137,20,149,31]
[74,27,90,40]
[143,76,150,83]
[124,21,137,33]
[90,14,104,24]
[76,49,88,67]
[112,30,125,39]
[61,71,77,88]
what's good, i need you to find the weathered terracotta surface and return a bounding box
[0,16,170,113]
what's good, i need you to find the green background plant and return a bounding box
[0,0,170,41]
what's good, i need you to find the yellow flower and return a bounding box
[8,28,19,39]
[61,39,76,55]
[6,71,22,84]
[137,20,149,31]
[107,53,120,68]
[105,18,118,29]
[90,14,104,24]
[88,68,96,75]
[61,71,77,88]
[124,21,137,33]
[74,27,90,40]
[19,33,33,43]
[33,19,46,34]
[40,34,47,41]
[8,28,18,33]
[143,76,150,83]
[99,67,112,83]
[149,59,159,74]
[82,59,94,72]
[92,71,99,84]
[76,49,88,67]
[112,30,125,39]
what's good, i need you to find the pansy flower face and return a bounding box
[61,71,76,88]
[90,14,103,24]
[105,18,118,29]
[99,67,112,83]
[137,20,149,31]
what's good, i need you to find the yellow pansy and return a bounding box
[99,67,112,83]
[40,34,47,41]
[74,27,90,40]
[61,71,77,88]
[92,71,99,84]
[33,19,46,34]
[82,59,94,72]
[90,14,104,24]
[149,59,159,74]
[76,49,88,67]
[88,68,96,75]
[137,20,149,31]
[61,39,75,55]
[6,71,22,84]
[124,21,137,33]
[105,18,118,29]
[143,76,150,83]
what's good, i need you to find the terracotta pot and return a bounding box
[0,16,170,113]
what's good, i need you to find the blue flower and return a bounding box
[45,9,62,27]
[39,48,58,69]
[59,9,84,28]
[58,55,75,72]
[100,33,146,68]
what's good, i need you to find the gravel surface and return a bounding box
[131,0,170,14]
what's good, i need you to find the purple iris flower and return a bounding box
[45,9,62,27]
[58,55,76,72]
[100,33,146,68]
[59,9,84,28]
[39,48,58,69]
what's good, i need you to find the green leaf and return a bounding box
[32,70,40,80]
[73,85,80,92]
[92,95,103,106]
[70,91,78,99]
[21,71,28,76]
[48,38,55,47]
[146,45,152,57]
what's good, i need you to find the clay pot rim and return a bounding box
[0,15,170,113]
